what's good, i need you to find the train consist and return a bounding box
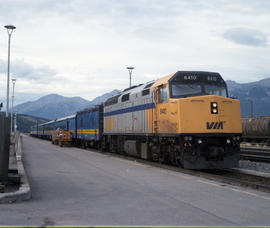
[242,116,270,145]
[30,71,242,169]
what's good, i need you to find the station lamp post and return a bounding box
[4,24,16,118]
[11,78,16,133]
[126,66,134,88]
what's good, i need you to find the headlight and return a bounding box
[198,139,203,144]
[226,139,231,144]
[211,102,218,114]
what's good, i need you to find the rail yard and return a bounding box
[1,135,270,226]
[31,71,243,170]
[4,70,270,226]
[28,70,270,197]
[1,0,270,226]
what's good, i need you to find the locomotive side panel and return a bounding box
[131,91,153,133]
[104,85,154,135]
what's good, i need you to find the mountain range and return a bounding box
[13,77,270,122]
[14,89,120,120]
[16,114,50,133]
[227,78,270,117]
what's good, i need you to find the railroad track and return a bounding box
[87,148,270,193]
[240,146,270,163]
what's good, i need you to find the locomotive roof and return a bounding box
[104,80,155,106]
[153,71,224,87]
[152,73,175,87]
[104,71,225,107]
[121,81,155,95]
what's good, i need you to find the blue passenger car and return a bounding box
[30,124,38,137]
[41,120,55,139]
[53,114,76,139]
[76,106,102,147]
[67,114,76,139]
[54,115,74,130]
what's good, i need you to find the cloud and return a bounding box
[223,28,268,47]
[0,0,270,103]
[0,59,57,82]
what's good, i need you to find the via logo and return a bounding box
[206,122,224,130]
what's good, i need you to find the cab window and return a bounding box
[158,85,168,103]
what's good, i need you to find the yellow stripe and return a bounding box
[77,130,98,132]
[42,130,74,134]
[77,132,99,135]
[77,128,98,132]
[44,130,52,134]
[77,129,99,134]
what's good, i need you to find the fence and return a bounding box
[0,114,10,182]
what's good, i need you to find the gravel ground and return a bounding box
[239,160,270,173]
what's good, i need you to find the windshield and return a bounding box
[204,84,227,97]
[170,82,228,98]
[171,83,202,97]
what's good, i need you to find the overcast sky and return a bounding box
[0,0,269,104]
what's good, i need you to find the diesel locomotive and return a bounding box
[30,71,242,169]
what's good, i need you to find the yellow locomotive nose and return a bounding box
[178,95,242,134]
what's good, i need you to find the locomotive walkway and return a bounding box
[0,135,270,225]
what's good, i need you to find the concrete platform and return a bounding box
[0,134,31,203]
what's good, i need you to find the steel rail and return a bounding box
[240,146,270,163]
